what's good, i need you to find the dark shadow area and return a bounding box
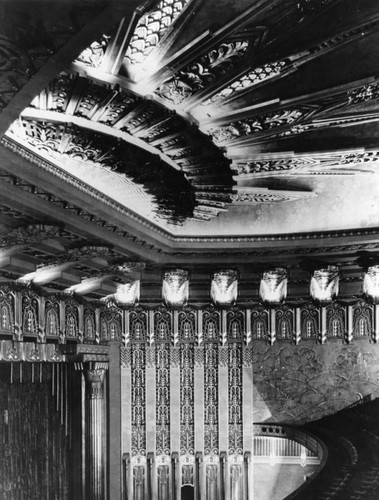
[181,485,195,500]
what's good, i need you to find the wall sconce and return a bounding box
[259,268,287,305]
[211,270,238,306]
[162,269,189,307]
[363,265,379,304]
[113,280,140,306]
[310,265,339,305]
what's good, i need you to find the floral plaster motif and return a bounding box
[253,339,379,425]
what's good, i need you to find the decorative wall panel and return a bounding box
[276,306,294,341]
[180,342,195,456]
[100,306,122,342]
[228,341,243,456]
[45,298,60,338]
[204,342,219,456]
[353,299,373,338]
[0,287,14,333]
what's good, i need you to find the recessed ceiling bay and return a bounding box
[5,0,379,238]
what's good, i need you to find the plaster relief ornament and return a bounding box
[259,268,287,305]
[310,265,339,304]
[162,269,189,307]
[363,265,379,304]
[211,270,238,306]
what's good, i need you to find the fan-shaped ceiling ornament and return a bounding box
[4,0,379,232]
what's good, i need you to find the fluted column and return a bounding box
[84,362,108,500]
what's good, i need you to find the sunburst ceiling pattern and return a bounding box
[4,0,379,235]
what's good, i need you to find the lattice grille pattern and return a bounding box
[180,343,195,455]
[228,342,243,455]
[204,343,219,455]
[131,344,146,456]
[156,344,171,455]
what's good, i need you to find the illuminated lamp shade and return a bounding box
[259,268,287,305]
[211,270,238,306]
[162,269,189,308]
[363,265,379,304]
[113,280,140,307]
[310,266,339,304]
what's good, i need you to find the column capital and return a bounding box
[84,361,108,399]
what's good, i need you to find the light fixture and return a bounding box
[259,268,287,305]
[211,270,238,306]
[162,269,189,308]
[363,265,379,304]
[310,265,339,304]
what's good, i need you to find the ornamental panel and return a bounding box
[276,306,294,341]
[228,342,243,455]
[131,344,146,457]
[100,307,122,342]
[251,306,269,342]
[83,307,96,341]
[353,299,373,338]
[226,310,244,342]
[178,309,196,343]
[204,342,219,456]
[180,343,195,456]
[202,309,221,343]
[21,290,39,336]
[326,303,346,339]
[45,299,60,337]
[0,287,14,333]
[301,304,320,340]
[130,308,148,342]
[153,309,173,343]
[155,343,171,456]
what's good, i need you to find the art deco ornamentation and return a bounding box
[64,300,79,338]
[99,307,122,342]
[21,291,39,335]
[156,40,250,105]
[353,299,373,337]
[162,269,189,307]
[131,343,146,457]
[204,343,219,456]
[84,307,96,341]
[124,0,193,79]
[301,304,320,340]
[211,270,238,306]
[0,224,62,248]
[178,309,196,343]
[210,109,305,144]
[276,307,294,341]
[0,288,14,332]
[310,266,339,304]
[45,300,60,337]
[204,60,287,106]
[326,303,345,339]
[156,343,170,456]
[180,342,195,456]
[363,265,379,304]
[75,35,111,68]
[251,306,269,341]
[259,268,287,305]
[228,342,243,455]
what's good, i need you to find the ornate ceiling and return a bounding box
[0,0,379,301]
